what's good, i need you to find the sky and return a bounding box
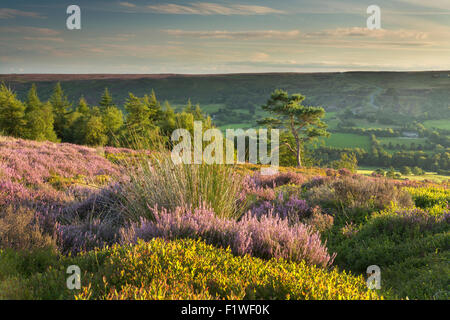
[0,0,449,74]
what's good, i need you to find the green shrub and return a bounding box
[0,247,61,299]
[382,251,450,300]
[404,186,449,210]
[326,206,449,299]
[0,239,381,300]
[304,175,413,223]
[71,239,380,300]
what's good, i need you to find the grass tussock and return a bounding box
[116,150,246,221]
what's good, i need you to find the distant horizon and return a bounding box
[2,69,450,76]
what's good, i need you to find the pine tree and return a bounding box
[159,101,176,135]
[66,97,90,144]
[124,93,154,138]
[0,83,26,137]
[84,115,107,146]
[102,106,124,145]
[23,84,58,141]
[77,96,90,115]
[258,89,329,167]
[40,102,58,142]
[24,84,44,140]
[49,82,71,140]
[99,87,114,111]
[142,89,163,122]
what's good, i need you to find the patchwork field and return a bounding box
[424,120,450,131]
[378,137,428,148]
[319,133,372,149]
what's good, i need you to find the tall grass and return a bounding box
[114,134,246,221]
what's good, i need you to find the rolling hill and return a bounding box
[1,71,449,129]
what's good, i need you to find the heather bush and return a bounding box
[57,219,121,255]
[60,184,126,225]
[332,175,413,210]
[249,192,312,225]
[55,184,130,254]
[239,175,276,202]
[304,175,413,216]
[0,137,118,207]
[120,205,335,268]
[250,171,306,188]
[340,222,359,238]
[0,206,57,251]
[303,208,334,234]
[301,175,330,189]
[338,168,352,176]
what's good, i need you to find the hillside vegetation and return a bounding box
[0,137,448,300]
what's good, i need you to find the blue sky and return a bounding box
[1,0,449,73]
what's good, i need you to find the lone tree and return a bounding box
[258,89,329,167]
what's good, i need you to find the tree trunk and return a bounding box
[296,139,302,167]
[290,117,302,167]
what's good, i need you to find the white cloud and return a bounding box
[118,2,136,8]
[0,8,45,19]
[23,37,65,43]
[147,2,285,15]
[99,33,136,42]
[251,52,270,62]
[163,29,300,39]
[0,26,60,36]
[306,27,429,40]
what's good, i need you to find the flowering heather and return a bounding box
[250,171,306,189]
[375,206,450,233]
[103,146,137,155]
[249,192,311,224]
[239,176,276,202]
[301,175,330,189]
[57,218,121,255]
[120,205,335,268]
[0,137,119,206]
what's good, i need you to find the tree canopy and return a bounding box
[258,89,329,167]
